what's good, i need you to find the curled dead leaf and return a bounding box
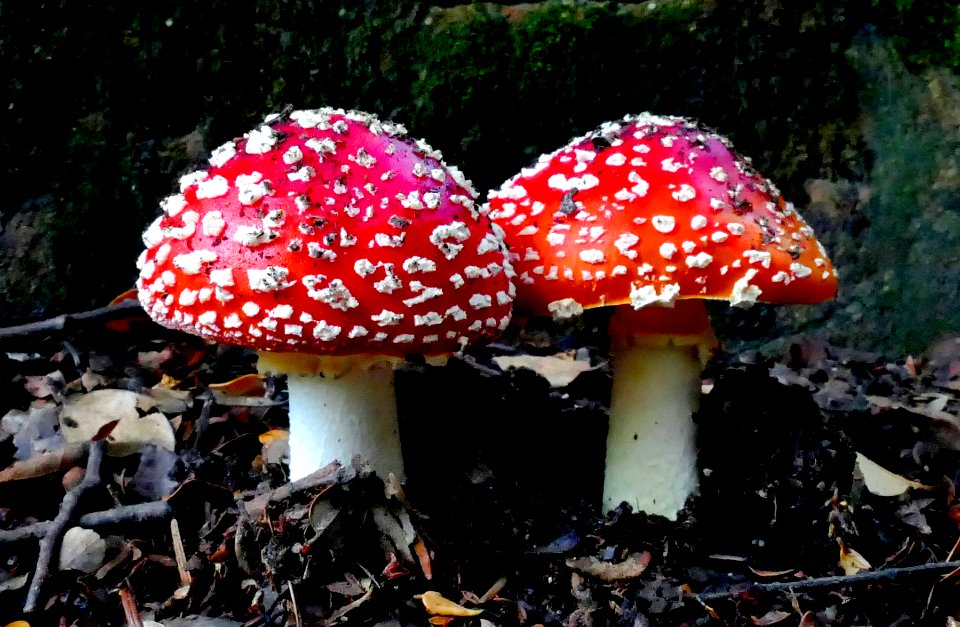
[0,442,87,482]
[417,591,483,616]
[565,551,651,581]
[838,540,872,576]
[210,373,266,396]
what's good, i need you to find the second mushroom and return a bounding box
[486,113,837,519]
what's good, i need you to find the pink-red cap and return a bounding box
[137,108,515,356]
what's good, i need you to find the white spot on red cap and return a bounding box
[245,125,277,155]
[630,283,680,309]
[730,268,762,307]
[652,215,676,233]
[685,252,714,268]
[173,249,217,275]
[247,266,293,292]
[210,142,237,168]
[671,184,696,202]
[547,298,583,320]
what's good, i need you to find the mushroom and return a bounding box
[137,108,514,480]
[485,113,837,519]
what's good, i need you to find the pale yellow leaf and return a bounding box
[855,452,929,497]
[492,353,598,387]
[60,389,174,456]
[839,541,872,575]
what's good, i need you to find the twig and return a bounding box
[0,300,144,344]
[289,581,302,627]
[119,586,145,627]
[170,518,193,588]
[243,461,347,519]
[695,560,960,603]
[23,441,107,613]
[0,500,172,544]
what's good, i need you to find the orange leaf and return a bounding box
[258,429,289,445]
[414,537,434,581]
[417,591,482,616]
[210,373,266,396]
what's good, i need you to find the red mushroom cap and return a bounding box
[485,113,837,318]
[137,108,515,356]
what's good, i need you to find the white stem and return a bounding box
[286,365,404,481]
[603,344,702,519]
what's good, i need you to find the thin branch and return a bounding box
[0,500,172,544]
[0,300,144,344]
[695,560,960,604]
[23,441,107,613]
[243,461,347,519]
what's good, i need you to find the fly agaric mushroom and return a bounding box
[486,113,837,519]
[137,108,514,480]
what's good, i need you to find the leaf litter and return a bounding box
[0,306,958,624]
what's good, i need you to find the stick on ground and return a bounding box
[695,560,960,604]
[0,501,172,544]
[23,441,107,613]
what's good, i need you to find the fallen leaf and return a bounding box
[23,372,65,400]
[0,442,87,482]
[565,551,651,581]
[145,385,192,413]
[0,575,29,594]
[413,536,434,581]
[210,373,266,396]
[60,390,174,456]
[417,591,483,617]
[80,369,106,391]
[59,527,106,573]
[258,429,289,445]
[492,353,598,387]
[855,452,930,497]
[750,610,792,625]
[838,540,872,575]
[748,566,796,578]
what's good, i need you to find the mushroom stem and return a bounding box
[286,364,403,481]
[603,301,717,519]
[258,352,405,481]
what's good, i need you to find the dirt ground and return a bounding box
[1,303,959,626]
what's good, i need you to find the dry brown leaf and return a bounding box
[61,390,174,456]
[0,442,87,482]
[414,537,434,581]
[747,566,796,578]
[492,353,598,387]
[59,527,106,573]
[145,385,192,413]
[565,551,651,581]
[749,610,792,625]
[417,591,483,616]
[855,452,931,496]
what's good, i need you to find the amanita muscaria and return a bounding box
[486,113,837,519]
[137,108,514,480]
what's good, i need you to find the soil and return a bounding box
[1,304,959,626]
